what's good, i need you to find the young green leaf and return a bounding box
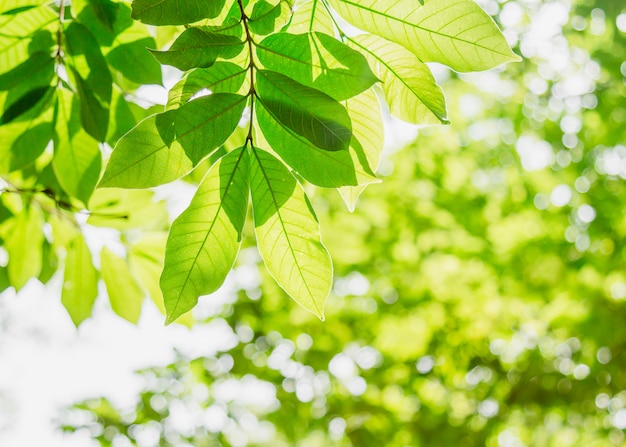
[161,147,249,324]
[131,0,228,25]
[70,67,110,142]
[0,120,52,173]
[255,69,352,152]
[99,93,247,188]
[255,101,377,188]
[62,231,98,326]
[107,38,163,85]
[248,0,291,36]
[256,32,377,101]
[287,0,334,34]
[350,34,448,125]
[167,62,247,110]
[330,0,521,72]
[101,247,145,324]
[250,148,332,320]
[5,205,44,291]
[150,27,245,71]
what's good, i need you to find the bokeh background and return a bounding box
[2,0,626,445]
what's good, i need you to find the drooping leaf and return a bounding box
[250,148,332,319]
[53,89,102,205]
[255,69,352,152]
[161,147,249,324]
[167,62,247,110]
[0,51,54,92]
[5,204,44,291]
[256,32,378,101]
[350,34,448,125]
[150,27,245,71]
[131,0,228,26]
[99,93,247,188]
[61,231,98,326]
[101,247,145,324]
[330,0,520,72]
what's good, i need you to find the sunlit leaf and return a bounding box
[99,93,247,188]
[250,148,331,319]
[161,147,249,324]
[330,0,520,71]
[350,34,448,125]
[287,0,334,34]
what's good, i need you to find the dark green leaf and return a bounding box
[70,67,109,142]
[255,69,352,152]
[0,86,51,124]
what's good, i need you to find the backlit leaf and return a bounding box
[330,0,520,72]
[5,204,44,291]
[350,34,448,125]
[250,148,331,319]
[131,0,228,25]
[99,93,247,188]
[161,147,249,324]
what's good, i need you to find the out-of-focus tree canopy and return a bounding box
[60,0,626,446]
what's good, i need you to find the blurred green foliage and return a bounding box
[60,0,626,446]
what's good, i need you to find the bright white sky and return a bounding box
[0,276,237,446]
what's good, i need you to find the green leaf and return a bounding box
[101,247,145,324]
[330,0,520,72]
[167,62,247,110]
[107,38,163,85]
[5,205,44,291]
[256,69,352,152]
[256,32,378,101]
[0,118,52,173]
[62,231,98,326]
[256,101,376,187]
[350,34,448,125]
[161,147,249,324]
[131,0,228,26]
[53,90,102,205]
[250,148,331,319]
[99,93,247,188]
[150,27,245,71]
